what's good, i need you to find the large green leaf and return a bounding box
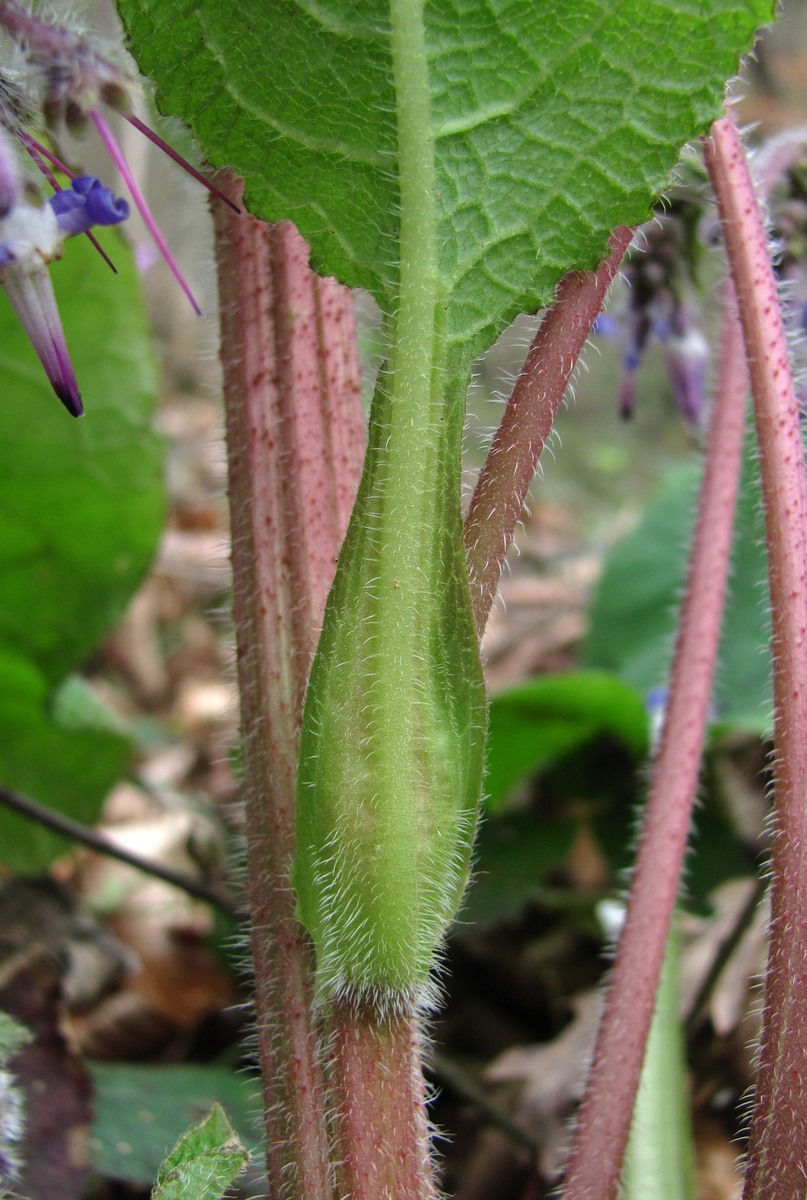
[90,1063,261,1186]
[584,447,772,732]
[0,228,164,868]
[485,671,649,813]
[117,0,771,377]
[0,230,164,686]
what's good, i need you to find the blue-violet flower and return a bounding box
[0,172,129,415]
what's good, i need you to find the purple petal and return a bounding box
[48,175,129,235]
[1,262,83,416]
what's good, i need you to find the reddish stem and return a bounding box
[463,226,633,637]
[213,189,364,1200]
[328,999,438,1200]
[705,112,807,1200]
[561,279,750,1200]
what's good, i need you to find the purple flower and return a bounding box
[48,175,129,235]
[596,213,710,429]
[665,323,710,427]
[0,2,240,319]
[0,2,243,414]
[0,175,130,416]
[2,255,82,416]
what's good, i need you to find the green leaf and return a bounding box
[0,230,164,687]
[460,808,577,924]
[89,1063,260,1187]
[0,1012,31,1064]
[117,0,771,376]
[0,226,163,868]
[485,672,649,813]
[151,1103,248,1200]
[584,447,772,732]
[622,918,697,1200]
[50,674,131,739]
[0,653,130,872]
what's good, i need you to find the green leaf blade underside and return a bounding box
[118,0,771,376]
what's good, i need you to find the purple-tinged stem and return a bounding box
[561,281,750,1200]
[91,108,200,313]
[704,111,807,1200]
[213,186,365,1200]
[463,226,633,637]
[17,132,74,182]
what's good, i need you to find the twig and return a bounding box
[0,783,240,916]
[685,874,767,1032]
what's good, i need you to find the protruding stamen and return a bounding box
[18,130,74,183]
[125,114,241,214]
[20,135,118,271]
[90,107,202,314]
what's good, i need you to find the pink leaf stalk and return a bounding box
[561,278,750,1199]
[704,111,807,1200]
[213,186,365,1200]
[463,226,633,637]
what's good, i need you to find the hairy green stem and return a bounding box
[294,0,485,1006]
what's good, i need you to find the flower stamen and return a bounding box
[90,107,201,315]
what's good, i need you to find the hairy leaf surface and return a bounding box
[118,0,771,378]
